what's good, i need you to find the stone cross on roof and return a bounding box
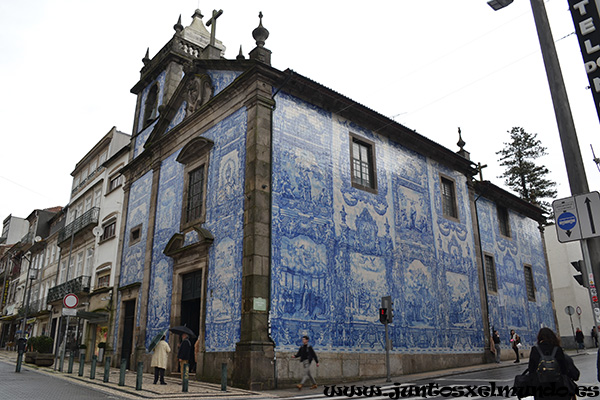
[206,9,223,47]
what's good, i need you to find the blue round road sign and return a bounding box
[557,212,577,231]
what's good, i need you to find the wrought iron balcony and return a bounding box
[20,231,33,245]
[58,207,99,244]
[27,299,47,314]
[47,276,91,304]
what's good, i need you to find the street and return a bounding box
[267,352,599,400]
[0,360,128,400]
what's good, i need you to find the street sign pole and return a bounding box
[580,241,600,328]
[384,321,390,383]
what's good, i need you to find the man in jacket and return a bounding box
[575,328,584,350]
[292,335,319,390]
[492,330,501,363]
[177,333,192,378]
[151,336,171,385]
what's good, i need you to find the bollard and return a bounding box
[15,350,23,373]
[103,356,111,383]
[136,362,143,391]
[68,351,75,374]
[221,363,227,391]
[78,353,85,376]
[90,355,97,379]
[118,358,126,386]
[59,347,65,372]
[182,362,189,393]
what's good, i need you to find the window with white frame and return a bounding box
[100,220,116,242]
[85,248,94,277]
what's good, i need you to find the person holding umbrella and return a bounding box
[151,336,170,385]
[178,332,192,376]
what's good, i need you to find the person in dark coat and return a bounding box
[528,327,579,400]
[492,330,501,363]
[177,333,192,378]
[592,327,598,348]
[575,328,584,350]
[292,335,319,390]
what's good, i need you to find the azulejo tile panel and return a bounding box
[134,120,159,158]
[476,197,555,348]
[271,91,486,354]
[142,107,248,352]
[206,70,242,96]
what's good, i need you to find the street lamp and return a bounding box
[487,0,514,11]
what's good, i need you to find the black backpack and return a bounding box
[535,345,561,383]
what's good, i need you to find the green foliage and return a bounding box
[36,336,54,353]
[496,127,557,217]
[26,336,53,353]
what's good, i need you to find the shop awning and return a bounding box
[0,314,18,321]
[76,310,108,324]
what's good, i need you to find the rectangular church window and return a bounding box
[186,165,205,223]
[524,264,536,301]
[441,176,458,219]
[497,205,511,237]
[130,224,142,245]
[484,254,498,293]
[350,134,377,193]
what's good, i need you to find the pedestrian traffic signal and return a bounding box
[380,308,388,324]
[380,296,393,323]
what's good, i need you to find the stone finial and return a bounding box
[252,12,269,47]
[142,47,150,65]
[174,14,183,33]
[456,127,470,160]
[192,9,204,20]
[457,127,465,151]
[237,45,245,60]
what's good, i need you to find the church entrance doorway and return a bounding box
[121,300,135,369]
[180,270,202,372]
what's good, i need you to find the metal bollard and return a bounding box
[90,355,97,379]
[182,362,189,393]
[15,350,23,373]
[78,353,85,376]
[118,358,126,386]
[136,361,143,391]
[221,363,227,391]
[68,351,74,373]
[103,356,111,383]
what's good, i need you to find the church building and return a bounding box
[108,9,556,389]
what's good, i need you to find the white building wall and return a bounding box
[545,224,596,347]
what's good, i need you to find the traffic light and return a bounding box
[571,260,589,288]
[380,308,388,324]
[380,296,393,324]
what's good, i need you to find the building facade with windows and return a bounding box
[48,127,130,360]
[108,10,556,389]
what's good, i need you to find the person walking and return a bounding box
[492,330,501,363]
[177,333,192,378]
[575,328,584,350]
[151,336,170,385]
[592,326,599,348]
[528,327,579,400]
[292,335,319,390]
[510,329,520,363]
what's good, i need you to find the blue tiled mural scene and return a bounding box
[103,8,556,390]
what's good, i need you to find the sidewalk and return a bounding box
[0,350,272,399]
[264,348,595,398]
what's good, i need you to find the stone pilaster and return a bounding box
[232,88,275,390]
[134,159,162,369]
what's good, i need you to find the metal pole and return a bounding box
[68,351,74,373]
[59,315,70,372]
[90,355,97,379]
[119,358,126,386]
[528,0,600,329]
[385,322,391,382]
[65,211,77,282]
[20,256,33,340]
[136,361,143,390]
[15,348,23,372]
[78,352,85,376]
[103,356,111,383]
[221,363,227,391]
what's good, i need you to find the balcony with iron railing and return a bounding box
[27,298,49,315]
[47,276,91,304]
[20,231,33,245]
[57,207,99,244]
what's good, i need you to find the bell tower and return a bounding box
[130,9,226,136]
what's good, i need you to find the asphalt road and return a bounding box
[269,352,599,400]
[0,359,128,400]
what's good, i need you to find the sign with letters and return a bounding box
[569,0,600,123]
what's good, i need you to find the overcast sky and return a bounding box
[1,0,599,222]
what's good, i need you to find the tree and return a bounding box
[496,127,557,215]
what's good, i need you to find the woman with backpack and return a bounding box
[528,327,579,400]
